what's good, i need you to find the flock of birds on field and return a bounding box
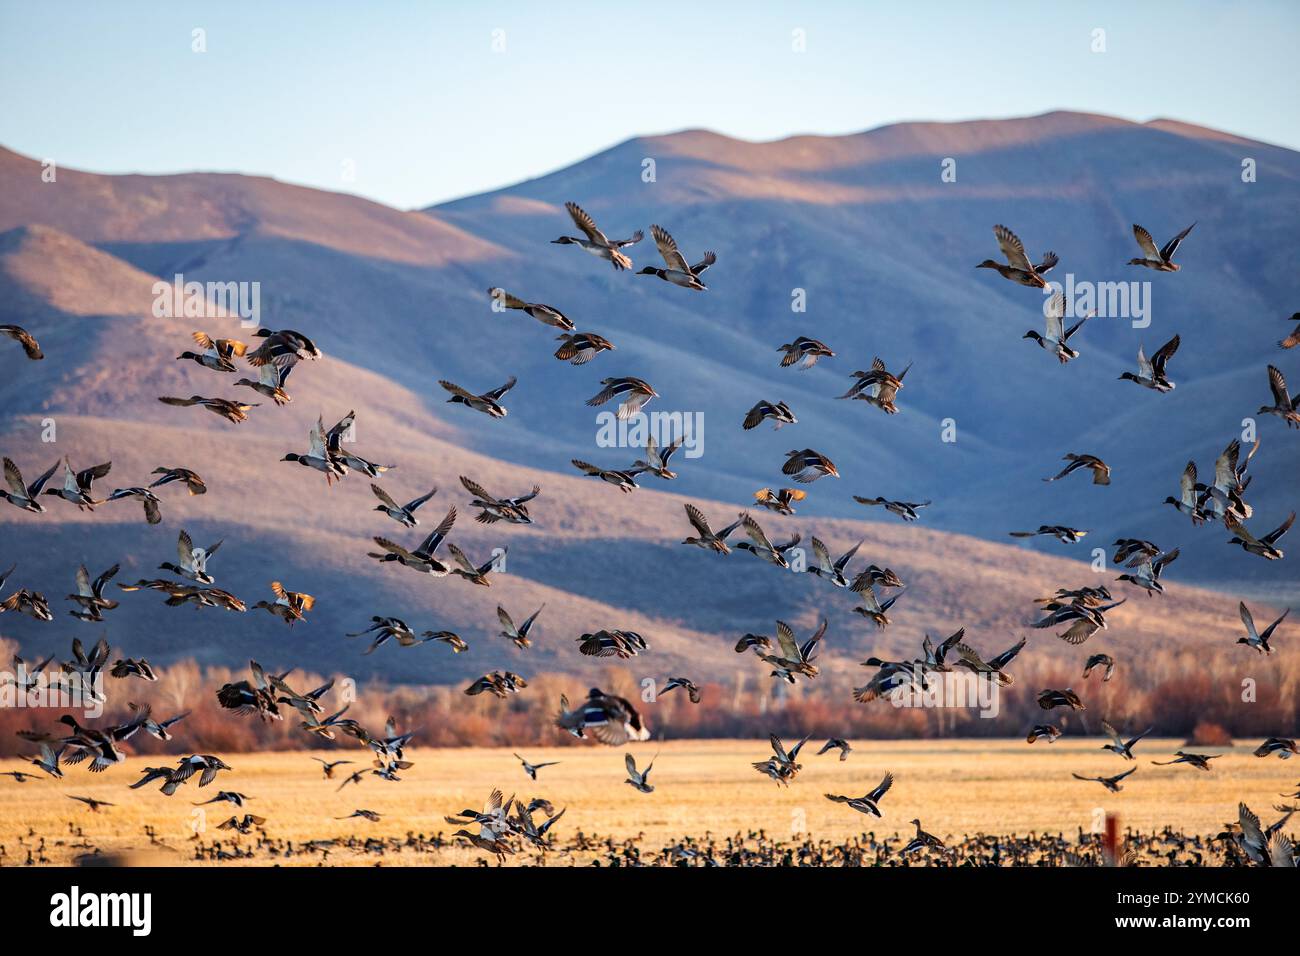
[1,202,1298,866]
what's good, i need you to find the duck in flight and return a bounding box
[487,287,574,330]
[1010,525,1090,544]
[624,753,657,793]
[1024,291,1090,363]
[1043,453,1110,486]
[44,459,111,511]
[744,399,798,430]
[753,487,806,515]
[756,619,825,683]
[782,448,839,483]
[368,506,457,575]
[853,495,931,521]
[1116,548,1179,596]
[460,476,538,524]
[1072,767,1136,792]
[552,201,643,271]
[825,772,895,817]
[570,458,645,494]
[2,457,58,513]
[681,504,742,554]
[149,466,206,496]
[554,331,615,365]
[1259,365,1300,428]
[1152,751,1221,771]
[371,483,437,527]
[0,324,43,359]
[777,336,835,369]
[176,331,247,372]
[976,224,1058,288]
[733,513,801,569]
[105,485,163,524]
[585,376,659,420]
[1100,721,1152,760]
[1227,511,1293,560]
[234,361,292,405]
[66,563,120,623]
[498,603,545,649]
[1237,601,1289,654]
[1083,653,1116,682]
[439,376,516,419]
[159,530,221,584]
[638,224,715,290]
[1127,222,1195,271]
[515,753,559,780]
[631,436,684,480]
[807,538,862,588]
[1118,334,1180,392]
[158,395,258,423]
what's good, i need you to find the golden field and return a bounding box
[1,738,1296,866]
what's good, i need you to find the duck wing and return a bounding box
[651,224,692,273]
[1268,365,1293,408]
[993,225,1033,272]
[1160,222,1195,261]
[1151,334,1180,375]
[564,202,608,245]
[1132,224,1161,260]
[484,376,517,401]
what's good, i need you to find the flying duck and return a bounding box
[1114,548,1178,596]
[753,733,809,786]
[756,619,824,682]
[159,529,221,584]
[1113,539,1160,565]
[976,224,1058,287]
[1152,752,1221,771]
[1072,768,1136,792]
[158,395,258,423]
[487,287,574,329]
[853,495,931,520]
[743,399,798,430]
[681,504,742,554]
[464,671,527,698]
[2,457,58,513]
[246,328,321,369]
[807,538,862,588]
[825,772,895,816]
[498,603,545,649]
[234,361,292,405]
[1238,601,1289,654]
[570,458,645,493]
[660,677,701,703]
[1254,737,1299,759]
[1100,721,1152,760]
[624,753,656,793]
[1196,438,1255,525]
[554,688,650,745]
[585,376,658,419]
[1127,222,1194,271]
[0,569,53,620]
[753,487,806,515]
[371,483,437,527]
[1043,453,1110,485]
[1259,365,1300,428]
[66,563,120,622]
[903,819,945,854]
[1027,724,1063,744]
[149,466,206,495]
[1164,460,1206,524]
[1024,291,1090,363]
[43,459,111,510]
[281,416,347,483]
[1281,312,1300,350]
[782,448,839,483]
[554,331,615,365]
[552,201,643,270]
[841,359,911,414]
[778,336,835,369]
[916,628,966,673]
[1083,653,1116,682]
[368,506,457,575]
[851,583,903,629]
[577,628,647,659]
[1010,525,1089,543]
[1227,511,1293,560]
[638,224,715,290]
[440,376,516,418]
[176,331,247,372]
[460,475,538,524]
[734,513,801,568]
[252,581,315,625]
[0,324,43,359]
[854,657,926,702]
[515,753,559,780]
[1118,334,1179,392]
[817,738,852,761]
[955,637,1027,686]
[631,435,683,479]
[1038,688,1085,711]
[67,795,115,813]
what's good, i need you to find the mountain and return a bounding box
[0,111,1295,691]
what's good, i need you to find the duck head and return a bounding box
[975,259,999,269]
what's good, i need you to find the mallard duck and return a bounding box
[2,457,58,513]
[853,657,926,702]
[552,201,643,270]
[752,733,809,786]
[216,814,266,834]
[1127,222,1194,271]
[43,459,111,510]
[757,619,824,682]
[753,487,806,515]
[159,530,221,584]
[1152,752,1220,771]
[1072,768,1135,792]
[447,543,502,586]
[1118,334,1179,392]
[853,495,931,520]
[817,738,852,760]
[27,742,64,778]
[170,754,233,788]
[1195,438,1255,525]
[778,336,835,369]
[128,703,188,741]
[111,657,157,681]
[554,331,615,365]
[149,466,206,495]
[1113,539,1160,564]
[246,328,321,369]
[743,399,797,430]
[570,458,645,493]
[465,671,527,698]
[498,603,545,649]
[681,504,742,554]
[1259,365,1300,428]
[1043,453,1110,485]
[66,563,120,622]
[852,563,906,590]
[734,513,801,568]
[439,376,516,418]
[624,753,657,793]
[371,483,437,527]
[67,795,115,813]
[1254,737,1298,759]
[977,225,1058,287]
[158,395,258,422]
[1281,312,1300,350]
[807,538,861,588]
[631,435,683,479]
[554,687,650,745]
[638,224,714,290]
[585,376,658,420]
[461,475,538,523]
[1164,460,1206,524]
[660,677,701,703]
[840,359,911,414]
[281,416,346,483]
[577,629,647,659]
[1237,601,1289,654]
[1027,724,1062,744]
[903,819,945,854]
[177,331,247,372]
[916,628,966,673]
[782,448,838,483]
[1009,525,1089,543]
[1227,511,1293,560]
[735,633,772,653]
[955,637,1027,686]
[1100,721,1151,760]
[234,361,292,404]
[368,506,457,575]
[321,410,394,477]
[825,772,895,816]
[346,616,413,654]
[487,287,574,329]
[1024,291,1090,363]
[0,324,43,359]
[851,583,903,629]
[1083,653,1116,682]
[1038,687,1085,710]
[1116,548,1179,595]
[105,486,163,524]
[515,753,559,780]
[252,581,315,625]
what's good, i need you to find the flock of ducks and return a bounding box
[1,203,1297,867]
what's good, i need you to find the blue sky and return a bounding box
[2,0,1296,209]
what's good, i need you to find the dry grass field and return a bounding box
[1,738,1295,866]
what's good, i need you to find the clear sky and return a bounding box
[2,1,1297,209]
